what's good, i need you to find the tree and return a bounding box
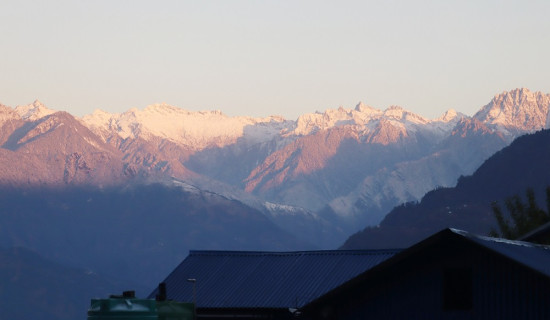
[489,187,550,240]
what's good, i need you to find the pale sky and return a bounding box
[1,0,549,120]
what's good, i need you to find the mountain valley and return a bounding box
[2,88,550,319]
[1,89,550,243]
[1,88,550,302]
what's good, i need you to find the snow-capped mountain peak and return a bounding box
[15,100,56,121]
[81,103,293,149]
[474,88,550,133]
[382,105,428,125]
[436,109,459,122]
[291,103,436,136]
[423,109,467,135]
[354,101,377,113]
[0,103,22,123]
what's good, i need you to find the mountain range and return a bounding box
[1,88,549,238]
[2,88,550,319]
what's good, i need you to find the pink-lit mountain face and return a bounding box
[1,89,549,236]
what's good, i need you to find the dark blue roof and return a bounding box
[149,249,399,309]
[302,229,550,311]
[452,228,550,278]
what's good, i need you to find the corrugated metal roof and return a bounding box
[303,228,550,313]
[149,249,399,309]
[452,228,550,278]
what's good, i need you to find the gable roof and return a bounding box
[451,228,550,278]
[148,249,399,309]
[303,228,550,311]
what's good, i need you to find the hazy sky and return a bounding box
[1,0,549,120]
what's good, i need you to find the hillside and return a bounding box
[0,246,133,320]
[341,129,550,249]
[0,183,314,291]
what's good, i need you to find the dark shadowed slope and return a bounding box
[342,129,550,249]
[0,183,314,292]
[0,246,134,320]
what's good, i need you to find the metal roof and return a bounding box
[517,221,550,242]
[452,228,550,278]
[303,228,550,312]
[148,249,399,309]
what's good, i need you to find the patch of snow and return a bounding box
[81,109,116,128]
[81,104,293,149]
[291,103,435,137]
[83,136,101,149]
[0,104,22,123]
[474,88,550,133]
[170,179,202,194]
[15,100,56,121]
[328,196,358,218]
[263,201,307,215]
[436,109,459,122]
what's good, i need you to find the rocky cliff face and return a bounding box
[0,109,124,186]
[474,88,550,134]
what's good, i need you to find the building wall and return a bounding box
[197,308,295,320]
[307,242,550,320]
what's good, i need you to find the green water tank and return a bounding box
[88,291,157,320]
[157,301,195,320]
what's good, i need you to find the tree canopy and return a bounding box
[489,187,550,240]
